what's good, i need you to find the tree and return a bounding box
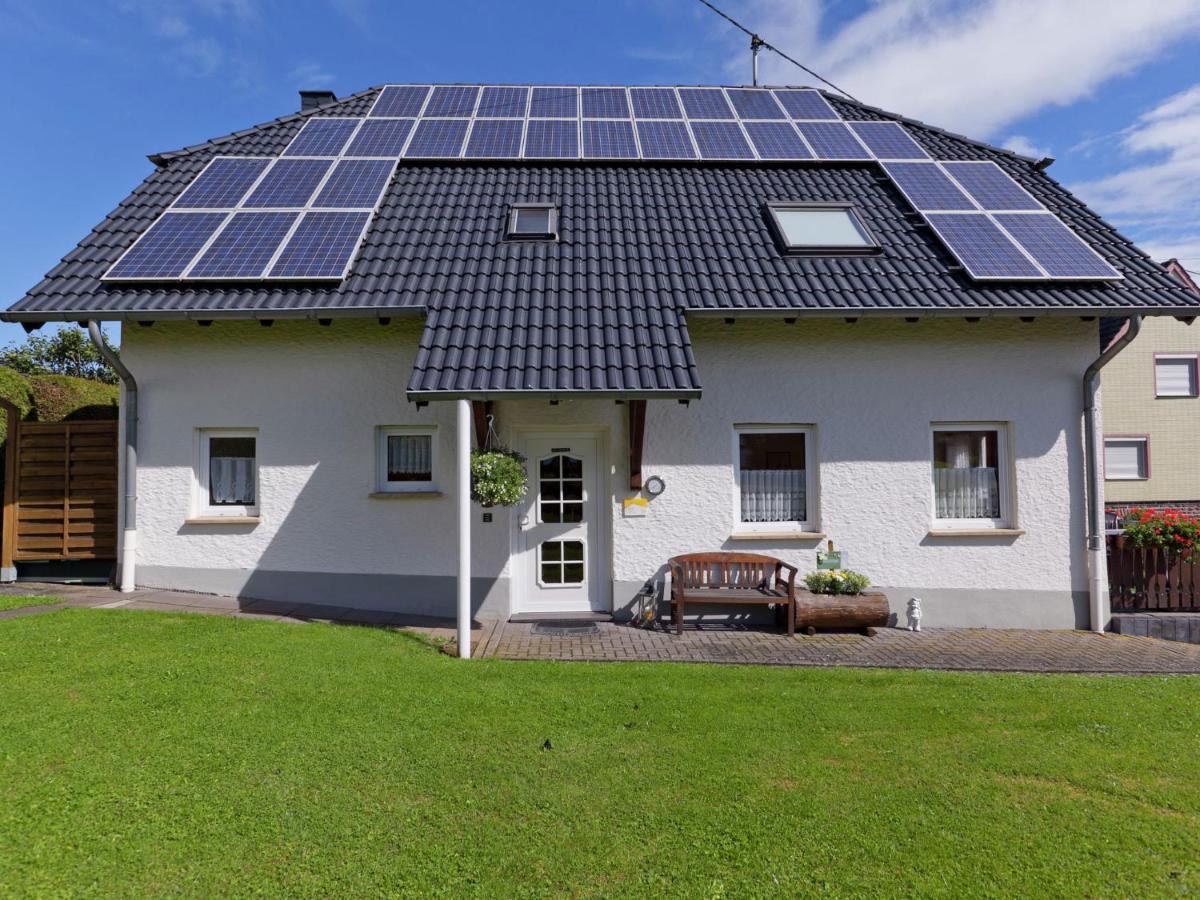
[0,327,117,385]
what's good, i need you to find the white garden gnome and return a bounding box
[907,597,923,632]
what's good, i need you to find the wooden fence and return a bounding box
[1,417,118,567]
[1106,535,1200,611]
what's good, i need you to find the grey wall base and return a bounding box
[136,565,509,620]
[877,587,1089,630]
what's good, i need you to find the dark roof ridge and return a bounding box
[148,85,380,166]
[821,90,1040,166]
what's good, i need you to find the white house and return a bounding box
[6,84,1198,649]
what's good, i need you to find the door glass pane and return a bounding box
[562,503,583,523]
[562,541,584,561]
[541,563,562,584]
[538,454,584,525]
[563,563,584,583]
[539,540,585,586]
[562,480,583,501]
[542,541,561,562]
[541,504,561,524]
[562,456,583,478]
[540,457,560,478]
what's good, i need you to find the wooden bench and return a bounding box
[667,552,797,636]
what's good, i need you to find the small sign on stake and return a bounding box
[817,540,846,570]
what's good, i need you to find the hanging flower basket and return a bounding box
[470,447,528,507]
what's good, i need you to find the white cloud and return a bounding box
[289,62,336,90]
[1071,83,1200,266]
[1001,135,1050,159]
[732,0,1200,137]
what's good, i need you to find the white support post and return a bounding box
[456,398,472,659]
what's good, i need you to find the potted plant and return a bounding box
[470,447,528,507]
[803,569,871,596]
[1122,507,1200,563]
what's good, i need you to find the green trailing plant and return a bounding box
[1123,507,1200,563]
[804,569,871,596]
[470,447,528,507]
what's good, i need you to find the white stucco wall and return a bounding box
[121,315,1094,627]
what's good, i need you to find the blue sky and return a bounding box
[2,0,1199,349]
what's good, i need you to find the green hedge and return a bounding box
[0,366,118,445]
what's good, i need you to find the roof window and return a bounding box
[766,202,877,255]
[508,203,558,240]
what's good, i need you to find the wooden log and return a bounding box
[794,589,889,633]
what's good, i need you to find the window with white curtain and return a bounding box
[197,429,258,516]
[1104,437,1148,480]
[733,426,815,532]
[1155,355,1198,397]
[931,423,1012,528]
[376,426,437,492]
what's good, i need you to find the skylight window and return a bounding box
[508,203,558,240]
[766,202,877,254]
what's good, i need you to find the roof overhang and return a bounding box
[404,388,703,403]
[0,306,426,325]
[682,306,1200,319]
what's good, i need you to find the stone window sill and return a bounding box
[184,516,261,525]
[368,490,444,499]
[728,530,826,541]
[926,528,1025,538]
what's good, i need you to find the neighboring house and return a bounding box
[4,83,1198,642]
[1101,260,1200,527]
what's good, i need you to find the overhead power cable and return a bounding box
[694,0,859,101]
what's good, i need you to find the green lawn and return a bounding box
[1,610,1198,897]
[0,594,63,612]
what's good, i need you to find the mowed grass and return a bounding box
[1,610,1198,897]
[0,594,63,613]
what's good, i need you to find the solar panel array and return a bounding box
[104,117,395,282]
[104,84,1122,284]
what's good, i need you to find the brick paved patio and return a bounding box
[4,583,1199,673]
[481,620,1200,674]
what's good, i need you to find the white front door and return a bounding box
[513,433,606,614]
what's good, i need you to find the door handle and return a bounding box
[518,514,530,528]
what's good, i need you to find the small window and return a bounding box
[1155,355,1198,397]
[376,426,437,492]
[1105,437,1148,481]
[507,204,558,239]
[733,426,815,532]
[197,429,258,516]
[931,424,1012,528]
[766,202,877,254]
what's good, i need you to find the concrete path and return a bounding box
[4,582,1199,673]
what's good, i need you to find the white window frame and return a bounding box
[930,422,1014,530]
[731,424,817,534]
[507,203,558,240]
[1154,353,1199,398]
[195,428,259,517]
[375,425,438,493]
[1103,435,1149,481]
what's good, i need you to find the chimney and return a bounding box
[299,90,337,111]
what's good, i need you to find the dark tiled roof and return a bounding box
[6,85,1199,398]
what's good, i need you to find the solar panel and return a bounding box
[476,86,528,117]
[943,162,1042,211]
[678,88,733,120]
[629,87,682,119]
[423,85,479,117]
[269,211,370,279]
[743,122,812,159]
[581,87,630,118]
[312,159,395,208]
[524,120,579,158]
[529,87,578,118]
[993,213,1121,278]
[464,119,525,158]
[849,122,928,160]
[635,120,696,159]
[882,161,975,211]
[282,118,358,157]
[772,89,839,120]
[174,157,269,209]
[581,120,638,159]
[105,212,227,280]
[726,89,786,120]
[404,118,470,157]
[795,122,871,160]
[243,158,332,208]
[370,85,430,117]
[187,211,297,278]
[925,213,1042,279]
[690,121,754,159]
[343,119,415,157]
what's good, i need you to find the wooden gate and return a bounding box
[1107,535,1200,611]
[2,419,118,565]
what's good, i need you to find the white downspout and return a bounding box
[87,322,137,593]
[456,398,472,658]
[1083,315,1142,632]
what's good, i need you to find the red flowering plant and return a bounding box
[1122,508,1200,563]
